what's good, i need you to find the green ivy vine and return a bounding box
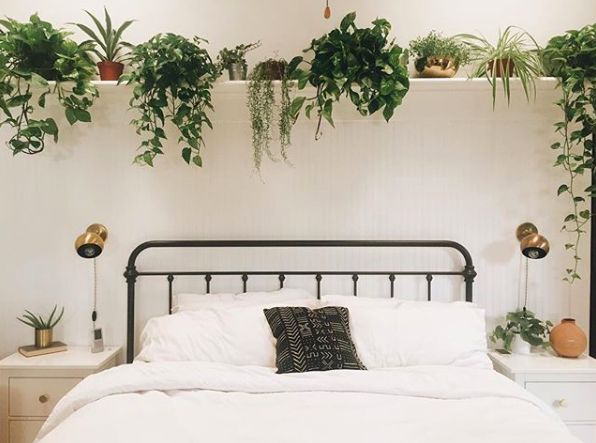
[122,34,218,166]
[543,24,596,282]
[0,14,98,155]
[288,12,409,139]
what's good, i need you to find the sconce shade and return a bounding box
[75,224,108,259]
[516,223,549,259]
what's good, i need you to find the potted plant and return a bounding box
[218,41,261,81]
[72,7,134,81]
[409,30,470,78]
[541,24,596,283]
[0,14,98,156]
[289,12,409,140]
[491,308,553,354]
[459,26,543,107]
[121,33,219,167]
[247,58,293,172]
[17,306,65,349]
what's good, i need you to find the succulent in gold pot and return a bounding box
[17,305,65,348]
[409,31,470,78]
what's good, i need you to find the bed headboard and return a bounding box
[124,240,477,363]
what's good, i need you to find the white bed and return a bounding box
[37,361,578,443]
[35,240,580,442]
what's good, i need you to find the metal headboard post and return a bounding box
[124,240,476,363]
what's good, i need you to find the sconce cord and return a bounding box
[523,257,529,313]
[92,258,98,325]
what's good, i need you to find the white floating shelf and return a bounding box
[90,77,559,94]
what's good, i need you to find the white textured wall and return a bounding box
[0,0,595,358]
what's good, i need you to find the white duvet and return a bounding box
[37,362,578,443]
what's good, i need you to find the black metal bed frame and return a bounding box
[124,240,477,363]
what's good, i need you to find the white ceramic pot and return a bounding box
[511,335,531,355]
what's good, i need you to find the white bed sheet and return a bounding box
[36,361,578,443]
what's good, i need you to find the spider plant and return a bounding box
[17,305,65,330]
[459,26,543,107]
[72,7,134,80]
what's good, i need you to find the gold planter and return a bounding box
[35,328,53,348]
[417,57,458,78]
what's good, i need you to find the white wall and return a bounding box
[0,1,595,358]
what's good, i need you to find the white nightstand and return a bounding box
[0,346,121,443]
[489,350,596,443]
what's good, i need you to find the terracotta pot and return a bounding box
[550,318,587,358]
[488,58,515,78]
[417,57,458,78]
[35,328,53,348]
[97,61,124,81]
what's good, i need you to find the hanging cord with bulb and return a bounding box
[92,258,98,326]
[324,0,331,19]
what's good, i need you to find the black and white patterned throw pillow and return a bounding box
[263,306,366,374]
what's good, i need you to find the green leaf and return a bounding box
[65,108,78,125]
[557,184,569,195]
[182,147,192,164]
[192,155,202,167]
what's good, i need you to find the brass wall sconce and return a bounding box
[75,224,108,259]
[75,223,108,353]
[516,222,550,260]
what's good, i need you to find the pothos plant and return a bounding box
[247,59,292,172]
[288,12,409,140]
[0,14,98,155]
[121,34,219,166]
[491,308,553,352]
[542,24,596,282]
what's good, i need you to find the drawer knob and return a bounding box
[38,394,49,404]
[554,399,568,408]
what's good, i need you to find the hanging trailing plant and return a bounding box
[0,14,98,155]
[247,59,293,172]
[121,33,218,167]
[288,12,409,140]
[542,24,596,282]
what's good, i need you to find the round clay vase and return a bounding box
[550,318,587,358]
[97,61,124,81]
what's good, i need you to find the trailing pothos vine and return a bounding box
[0,14,98,155]
[542,24,596,282]
[288,12,409,139]
[247,59,293,172]
[122,34,218,166]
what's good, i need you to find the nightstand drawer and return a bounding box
[9,377,81,417]
[526,382,596,421]
[8,420,44,443]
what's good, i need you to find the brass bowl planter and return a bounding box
[35,328,53,348]
[417,57,458,78]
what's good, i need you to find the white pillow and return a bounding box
[137,298,318,366]
[320,299,490,369]
[173,288,315,312]
[322,294,403,309]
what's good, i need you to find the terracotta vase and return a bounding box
[549,318,587,358]
[97,61,124,81]
[488,58,515,78]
